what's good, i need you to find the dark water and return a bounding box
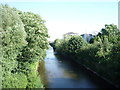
[38,47,111,88]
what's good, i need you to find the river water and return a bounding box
[38,47,111,88]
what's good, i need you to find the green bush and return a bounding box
[67,36,87,55]
[26,70,43,88]
[1,4,49,88]
[53,35,87,57]
[2,73,27,88]
[17,12,49,63]
[16,11,49,88]
[53,24,120,87]
[0,4,27,88]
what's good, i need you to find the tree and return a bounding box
[0,4,27,88]
[1,4,49,88]
[67,36,87,54]
[17,12,49,63]
[99,24,120,44]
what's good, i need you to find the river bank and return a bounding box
[51,30,120,88]
[56,53,116,88]
[38,48,114,88]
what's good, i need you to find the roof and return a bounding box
[65,32,79,35]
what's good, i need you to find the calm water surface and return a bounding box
[38,47,109,88]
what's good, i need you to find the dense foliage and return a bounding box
[1,4,49,88]
[52,24,120,87]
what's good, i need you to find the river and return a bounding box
[38,47,112,88]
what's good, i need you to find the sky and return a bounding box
[1,0,119,41]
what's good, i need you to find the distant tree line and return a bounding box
[1,4,49,88]
[51,24,120,88]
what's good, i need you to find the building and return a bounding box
[81,34,93,43]
[63,32,79,39]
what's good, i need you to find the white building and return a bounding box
[63,32,79,39]
[81,34,93,43]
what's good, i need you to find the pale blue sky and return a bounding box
[1,0,118,41]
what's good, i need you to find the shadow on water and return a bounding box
[37,60,49,88]
[38,47,115,88]
[55,55,114,88]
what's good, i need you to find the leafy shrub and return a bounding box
[67,36,87,54]
[26,70,43,88]
[2,73,27,88]
[53,24,120,87]
[17,12,49,63]
[1,4,49,88]
[0,4,27,88]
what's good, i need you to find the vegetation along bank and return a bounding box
[51,24,120,88]
[0,4,49,88]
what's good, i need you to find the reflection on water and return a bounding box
[38,47,109,88]
[37,61,48,87]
